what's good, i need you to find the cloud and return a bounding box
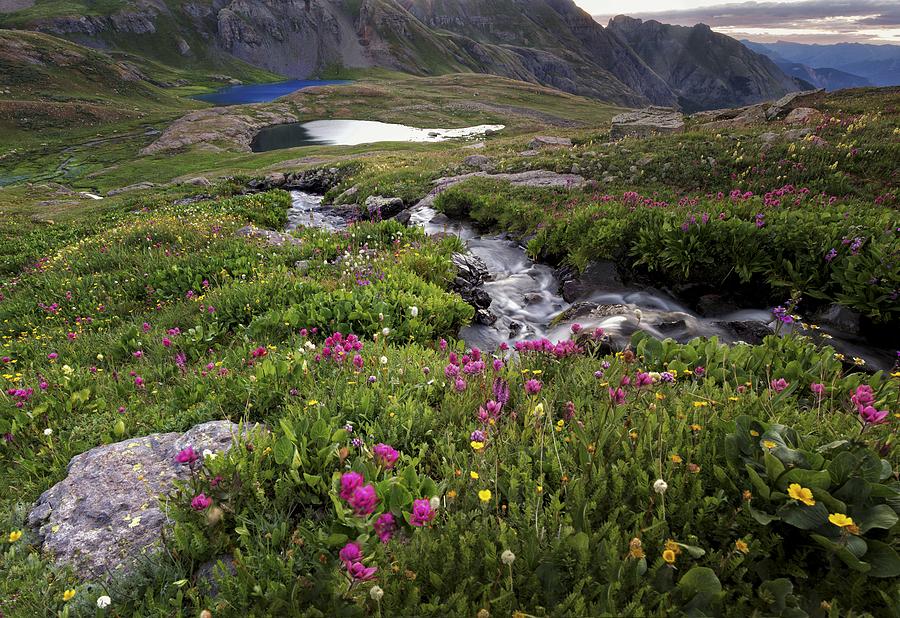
[593,1,900,44]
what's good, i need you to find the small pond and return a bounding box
[251,119,504,152]
[195,80,350,106]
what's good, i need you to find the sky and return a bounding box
[577,0,900,44]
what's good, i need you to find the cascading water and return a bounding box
[288,191,893,370]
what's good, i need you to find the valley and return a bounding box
[0,4,898,617]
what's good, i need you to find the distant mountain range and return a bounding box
[744,40,900,89]
[0,0,805,111]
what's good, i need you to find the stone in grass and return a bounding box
[528,136,573,149]
[610,107,685,139]
[27,421,258,580]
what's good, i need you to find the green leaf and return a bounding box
[863,540,900,578]
[857,504,898,533]
[810,534,870,572]
[778,502,828,530]
[678,566,722,596]
[779,468,831,491]
[273,436,294,465]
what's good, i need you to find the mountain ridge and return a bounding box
[0,0,803,110]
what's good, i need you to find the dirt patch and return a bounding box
[0,0,34,13]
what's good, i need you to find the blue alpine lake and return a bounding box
[195,80,351,106]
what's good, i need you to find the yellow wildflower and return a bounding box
[8,530,22,543]
[470,471,479,480]
[63,589,77,602]
[762,440,777,449]
[735,540,749,554]
[664,539,682,555]
[478,489,492,502]
[828,513,854,528]
[470,441,485,452]
[662,549,677,564]
[670,454,683,464]
[787,483,816,507]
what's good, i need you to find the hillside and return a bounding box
[0,0,803,110]
[606,16,801,112]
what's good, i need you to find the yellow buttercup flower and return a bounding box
[735,539,749,554]
[470,441,485,452]
[62,589,77,601]
[662,549,677,564]
[828,513,854,528]
[762,440,777,449]
[664,539,682,555]
[8,530,22,543]
[470,471,479,479]
[670,454,683,464]
[788,483,816,506]
[478,489,492,502]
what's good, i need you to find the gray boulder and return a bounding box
[610,107,684,139]
[528,136,573,149]
[765,89,824,120]
[558,260,625,303]
[27,421,258,580]
[462,154,493,170]
[365,195,405,220]
[108,182,156,196]
[784,107,822,125]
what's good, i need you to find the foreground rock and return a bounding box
[610,107,685,139]
[364,195,405,220]
[451,253,495,325]
[556,260,625,303]
[27,421,257,580]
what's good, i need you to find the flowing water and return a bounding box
[288,191,893,369]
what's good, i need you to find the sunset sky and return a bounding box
[578,0,900,44]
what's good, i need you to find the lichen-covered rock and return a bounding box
[27,421,257,580]
[610,107,685,139]
[365,195,405,220]
[236,225,303,247]
[451,253,495,324]
[528,136,572,149]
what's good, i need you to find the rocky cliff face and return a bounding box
[607,16,801,112]
[6,0,800,110]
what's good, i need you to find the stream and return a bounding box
[288,191,893,370]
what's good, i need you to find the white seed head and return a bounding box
[501,549,516,565]
[380,356,388,365]
[96,595,112,609]
[370,585,384,601]
[430,496,441,510]
[653,479,668,494]
[409,306,419,318]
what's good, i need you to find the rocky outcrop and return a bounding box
[451,253,495,325]
[765,89,824,120]
[610,107,685,139]
[415,170,586,209]
[27,421,258,580]
[246,167,345,194]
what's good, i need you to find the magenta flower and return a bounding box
[410,498,435,527]
[374,513,395,543]
[191,493,212,511]
[339,541,363,565]
[635,372,653,388]
[851,385,875,409]
[347,561,378,581]
[770,378,789,393]
[162,337,172,348]
[693,366,705,377]
[524,379,542,395]
[493,378,510,405]
[250,346,267,359]
[454,378,467,392]
[859,405,889,425]
[339,471,364,500]
[353,354,364,369]
[348,484,378,515]
[810,383,825,398]
[175,446,199,465]
[373,443,399,469]
[608,387,627,405]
